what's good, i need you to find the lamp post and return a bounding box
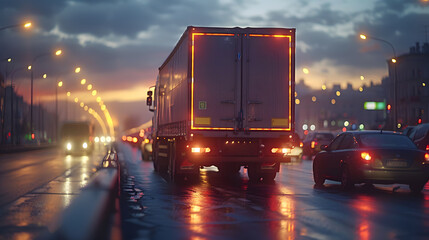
[8,66,28,144]
[360,34,398,130]
[56,80,64,142]
[29,49,62,140]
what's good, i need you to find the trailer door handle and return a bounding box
[248,118,262,122]
[248,100,262,104]
[220,118,236,122]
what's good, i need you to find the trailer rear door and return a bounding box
[243,34,292,131]
[192,33,238,130]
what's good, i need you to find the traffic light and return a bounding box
[386,104,391,114]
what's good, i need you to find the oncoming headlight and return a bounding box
[66,143,72,151]
[82,142,88,149]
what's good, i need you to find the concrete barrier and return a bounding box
[46,146,120,240]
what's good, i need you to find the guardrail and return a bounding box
[46,145,121,240]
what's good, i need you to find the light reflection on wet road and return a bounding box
[119,143,429,240]
[0,146,105,239]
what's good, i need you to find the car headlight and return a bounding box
[82,142,88,149]
[66,143,72,151]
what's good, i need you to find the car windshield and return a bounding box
[358,134,417,149]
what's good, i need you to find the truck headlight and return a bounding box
[66,143,72,151]
[82,142,88,149]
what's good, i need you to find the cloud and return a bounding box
[2,0,428,128]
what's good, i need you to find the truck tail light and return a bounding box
[191,147,211,153]
[311,141,317,149]
[271,148,291,154]
[299,142,303,148]
[425,153,429,162]
[426,144,429,151]
[361,152,372,161]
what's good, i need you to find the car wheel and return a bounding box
[340,166,354,190]
[409,182,425,193]
[313,160,325,186]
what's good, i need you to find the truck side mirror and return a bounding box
[146,91,153,106]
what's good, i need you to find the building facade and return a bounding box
[387,42,429,128]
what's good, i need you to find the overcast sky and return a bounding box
[1,0,428,130]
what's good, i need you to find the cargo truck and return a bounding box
[147,26,296,181]
[60,121,94,155]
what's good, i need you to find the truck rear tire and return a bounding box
[248,164,262,182]
[168,141,185,182]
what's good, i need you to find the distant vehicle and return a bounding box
[138,121,153,161]
[313,131,429,193]
[283,132,303,163]
[60,122,94,155]
[408,123,429,151]
[302,132,335,157]
[147,26,296,181]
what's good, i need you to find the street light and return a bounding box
[0,21,32,32]
[29,49,63,139]
[359,33,398,130]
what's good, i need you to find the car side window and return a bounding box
[329,134,344,151]
[413,126,424,140]
[338,134,355,150]
[409,128,417,140]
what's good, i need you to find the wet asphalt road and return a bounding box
[119,143,429,240]
[0,145,106,240]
